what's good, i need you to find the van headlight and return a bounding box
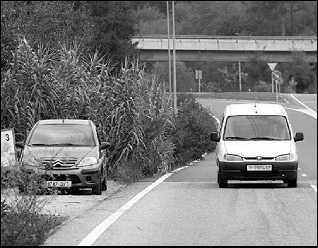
[77,157,98,167]
[224,154,243,161]
[275,153,295,161]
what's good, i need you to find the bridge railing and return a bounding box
[131,35,317,52]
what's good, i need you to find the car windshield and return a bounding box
[28,124,96,146]
[223,115,291,140]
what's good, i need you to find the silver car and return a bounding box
[18,119,110,195]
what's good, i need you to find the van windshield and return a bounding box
[223,115,291,141]
[28,124,96,146]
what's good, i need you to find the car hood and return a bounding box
[23,145,99,161]
[224,141,291,158]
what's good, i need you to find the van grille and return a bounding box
[243,157,274,161]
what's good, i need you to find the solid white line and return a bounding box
[290,94,317,119]
[78,166,188,246]
[311,185,317,193]
[172,166,189,173]
[285,107,317,119]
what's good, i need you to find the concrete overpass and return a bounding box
[131,35,317,63]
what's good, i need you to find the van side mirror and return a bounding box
[100,142,111,150]
[294,132,304,142]
[210,132,220,142]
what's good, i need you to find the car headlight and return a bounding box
[77,157,98,167]
[224,154,243,161]
[275,153,294,161]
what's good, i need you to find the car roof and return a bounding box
[37,119,92,125]
[224,103,288,117]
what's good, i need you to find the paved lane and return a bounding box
[92,153,316,246]
[286,94,317,112]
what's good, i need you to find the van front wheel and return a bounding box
[218,172,227,188]
[287,178,297,188]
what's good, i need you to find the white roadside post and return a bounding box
[238,61,242,92]
[195,70,202,93]
[267,63,277,93]
[272,70,282,103]
[199,70,202,93]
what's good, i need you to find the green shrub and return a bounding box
[172,95,217,166]
[1,165,64,246]
[1,200,64,246]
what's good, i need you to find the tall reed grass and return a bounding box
[1,38,175,180]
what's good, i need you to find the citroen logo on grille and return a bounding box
[257,156,262,160]
[52,160,63,167]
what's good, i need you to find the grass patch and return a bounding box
[1,165,66,246]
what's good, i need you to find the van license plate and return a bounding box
[46,181,72,188]
[247,165,272,171]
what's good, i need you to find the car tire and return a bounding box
[287,178,297,188]
[102,176,107,191]
[218,172,227,188]
[92,177,102,195]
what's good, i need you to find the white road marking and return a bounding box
[285,107,317,119]
[311,185,317,193]
[172,166,189,173]
[78,166,188,246]
[290,94,317,119]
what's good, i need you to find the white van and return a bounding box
[210,103,304,188]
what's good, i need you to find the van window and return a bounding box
[223,115,291,140]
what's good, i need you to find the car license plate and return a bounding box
[46,181,72,188]
[247,165,272,171]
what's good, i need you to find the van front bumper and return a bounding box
[217,160,298,181]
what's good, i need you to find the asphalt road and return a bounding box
[44,94,317,246]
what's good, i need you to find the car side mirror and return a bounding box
[210,132,220,142]
[294,132,304,142]
[100,142,111,150]
[15,141,25,149]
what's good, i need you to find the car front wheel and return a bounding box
[92,177,102,195]
[102,176,107,191]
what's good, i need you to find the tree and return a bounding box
[130,5,167,34]
[277,53,316,93]
[85,1,136,68]
[152,62,196,92]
